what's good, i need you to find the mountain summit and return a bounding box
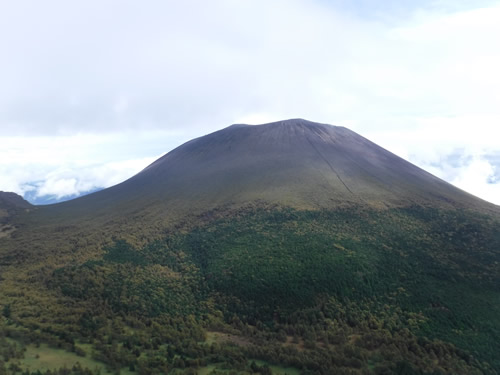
[135,118,486,208]
[48,119,496,224]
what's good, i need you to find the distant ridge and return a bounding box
[0,192,31,236]
[0,191,32,221]
[0,191,32,210]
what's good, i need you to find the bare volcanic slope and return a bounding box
[39,119,498,224]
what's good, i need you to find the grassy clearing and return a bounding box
[7,343,108,373]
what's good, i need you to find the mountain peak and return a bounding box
[48,119,497,225]
[227,118,337,132]
[253,118,320,126]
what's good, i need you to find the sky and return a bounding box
[1,0,499,205]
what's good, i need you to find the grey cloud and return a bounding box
[429,150,473,169]
[1,0,498,136]
[488,175,500,184]
[485,154,500,184]
[0,1,265,134]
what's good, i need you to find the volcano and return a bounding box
[0,119,499,374]
[38,119,498,224]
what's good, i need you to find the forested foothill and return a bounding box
[1,204,499,374]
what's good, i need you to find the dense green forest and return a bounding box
[1,204,500,374]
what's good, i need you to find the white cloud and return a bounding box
[36,177,78,199]
[0,132,175,200]
[450,157,500,205]
[0,154,160,200]
[34,157,159,199]
[361,114,500,205]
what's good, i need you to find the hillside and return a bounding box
[0,192,32,240]
[1,119,500,374]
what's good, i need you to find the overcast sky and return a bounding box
[1,0,499,205]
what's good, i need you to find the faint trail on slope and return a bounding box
[304,133,356,197]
